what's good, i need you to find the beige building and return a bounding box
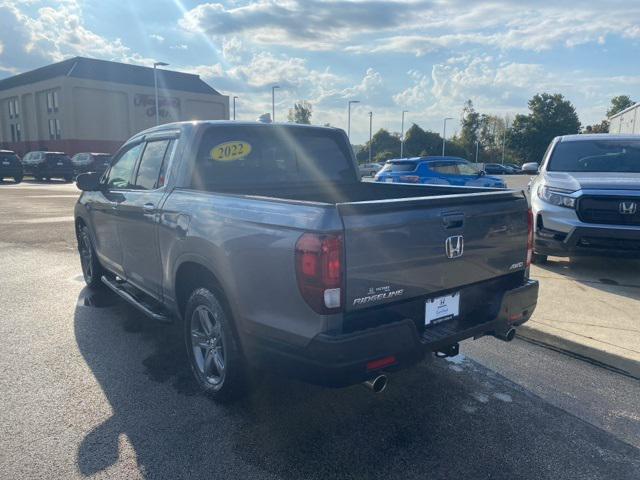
[0,56,229,156]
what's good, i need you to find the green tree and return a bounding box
[356,128,401,162]
[287,101,312,124]
[584,120,609,134]
[508,93,581,163]
[403,124,443,157]
[458,100,480,159]
[374,150,396,163]
[607,95,634,117]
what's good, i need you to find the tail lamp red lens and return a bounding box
[295,233,344,314]
[526,209,533,267]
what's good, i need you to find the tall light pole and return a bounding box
[400,110,408,158]
[233,96,238,120]
[347,100,360,140]
[368,111,373,163]
[501,115,508,164]
[442,117,453,156]
[475,140,479,163]
[271,85,280,122]
[153,61,169,125]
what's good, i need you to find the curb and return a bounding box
[517,325,640,380]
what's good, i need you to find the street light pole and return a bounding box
[475,140,479,163]
[153,61,169,126]
[347,100,360,140]
[400,110,408,158]
[442,117,453,156]
[233,96,238,120]
[368,111,373,163]
[271,85,280,122]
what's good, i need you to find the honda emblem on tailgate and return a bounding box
[445,235,464,259]
[619,201,637,215]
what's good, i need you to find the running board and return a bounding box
[101,275,172,323]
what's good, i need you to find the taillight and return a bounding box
[295,233,344,314]
[526,209,533,267]
[399,175,420,183]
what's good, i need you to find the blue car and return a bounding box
[374,156,507,188]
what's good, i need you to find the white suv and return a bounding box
[530,134,640,262]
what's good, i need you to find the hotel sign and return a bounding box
[134,94,180,118]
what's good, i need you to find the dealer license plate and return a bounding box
[1,161,9,166]
[425,292,460,326]
[385,178,394,183]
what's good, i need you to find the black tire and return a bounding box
[14,174,23,184]
[184,287,247,402]
[531,252,548,264]
[78,224,105,288]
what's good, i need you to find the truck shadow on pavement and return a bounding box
[73,288,640,480]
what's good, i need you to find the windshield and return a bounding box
[191,126,355,189]
[548,139,640,173]
[379,161,417,173]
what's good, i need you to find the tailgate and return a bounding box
[338,190,529,312]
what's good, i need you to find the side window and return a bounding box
[430,162,458,174]
[132,139,170,190]
[105,143,143,189]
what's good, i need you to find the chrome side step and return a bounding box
[101,275,172,323]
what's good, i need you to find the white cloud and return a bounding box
[150,34,164,43]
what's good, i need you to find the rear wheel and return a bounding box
[78,225,105,288]
[184,287,247,402]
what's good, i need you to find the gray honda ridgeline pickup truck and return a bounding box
[75,121,538,401]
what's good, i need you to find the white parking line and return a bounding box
[4,216,74,224]
[22,195,79,198]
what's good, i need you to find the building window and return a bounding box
[10,124,16,142]
[9,100,14,118]
[49,119,61,140]
[16,123,21,142]
[46,91,59,113]
[14,99,19,118]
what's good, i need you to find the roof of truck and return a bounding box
[558,134,640,142]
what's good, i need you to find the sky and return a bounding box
[1,0,640,144]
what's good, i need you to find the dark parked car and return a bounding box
[483,163,513,175]
[71,152,112,177]
[75,121,538,401]
[22,151,74,181]
[0,150,23,183]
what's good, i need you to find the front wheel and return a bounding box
[78,225,105,288]
[185,287,247,402]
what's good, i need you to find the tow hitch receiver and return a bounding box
[435,343,459,358]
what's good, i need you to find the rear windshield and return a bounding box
[379,161,417,173]
[548,139,640,173]
[190,126,355,189]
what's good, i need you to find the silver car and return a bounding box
[530,134,640,263]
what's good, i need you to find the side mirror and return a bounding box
[521,162,539,174]
[76,172,102,191]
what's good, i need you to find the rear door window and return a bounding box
[430,162,458,174]
[132,140,170,190]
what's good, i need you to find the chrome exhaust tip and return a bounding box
[363,374,388,393]
[494,327,516,342]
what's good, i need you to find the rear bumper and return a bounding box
[535,225,640,258]
[244,279,539,387]
[0,165,23,177]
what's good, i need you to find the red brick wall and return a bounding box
[0,139,124,157]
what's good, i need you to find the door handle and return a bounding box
[143,203,155,213]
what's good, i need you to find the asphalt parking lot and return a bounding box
[1,179,639,479]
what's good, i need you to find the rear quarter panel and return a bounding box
[160,190,344,347]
